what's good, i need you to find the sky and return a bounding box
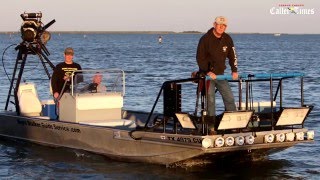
[0,0,319,34]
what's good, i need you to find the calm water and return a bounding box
[0,33,319,179]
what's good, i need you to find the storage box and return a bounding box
[236,101,276,113]
[41,100,57,120]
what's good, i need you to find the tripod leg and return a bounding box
[14,52,28,115]
[37,52,52,79]
[30,46,54,80]
[5,48,22,110]
[5,46,28,114]
[39,48,55,69]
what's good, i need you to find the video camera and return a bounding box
[20,12,55,44]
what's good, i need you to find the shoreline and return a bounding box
[0,31,319,35]
[1,31,200,35]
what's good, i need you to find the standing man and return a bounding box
[196,16,238,130]
[51,47,82,99]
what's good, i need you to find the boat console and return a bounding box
[59,92,123,122]
[57,69,132,127]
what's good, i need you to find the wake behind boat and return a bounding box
[0,12,315,167]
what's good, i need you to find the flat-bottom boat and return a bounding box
[0,67,315,166]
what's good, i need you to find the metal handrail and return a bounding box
[144,72,305,132]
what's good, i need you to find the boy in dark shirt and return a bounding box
[51,47,82,99]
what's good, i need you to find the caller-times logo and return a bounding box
[270,4,315,15]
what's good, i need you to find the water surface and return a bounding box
[0,33,319,179]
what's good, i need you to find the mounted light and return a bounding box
[218,111,253,130]
[225,136,235,146]
[41,31,51,44]
[235,136,245,146]
[245,135,255,145]
[286,132,295,142]
[202,138,213,148]
[276,108,309,126]
[175,113,196,129]
[264,134,275,143]
[276,133,285,142]
[295,132,304,141]
[307,131,315,140]
[215,137,225,147]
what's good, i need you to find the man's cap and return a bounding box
[64,47,74,55]
[215,16,228,25]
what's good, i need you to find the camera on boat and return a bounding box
[20,12,54,44]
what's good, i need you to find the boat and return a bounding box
[0,63,315,166]
[274,33,281,36]
[0,12,315,166]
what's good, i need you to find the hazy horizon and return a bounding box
[1,31,320,35]
[0,0,319,34]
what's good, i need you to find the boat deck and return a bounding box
[79,119,137,130]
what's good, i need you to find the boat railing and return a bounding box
[143,77,199,133]
[207,72,305,110]
[144,72,311,135]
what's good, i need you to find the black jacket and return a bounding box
[196,28,238,75]
[51,62,82,94]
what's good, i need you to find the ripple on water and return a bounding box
[0,34,319,178]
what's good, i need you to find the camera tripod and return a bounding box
[4,42,55,115]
